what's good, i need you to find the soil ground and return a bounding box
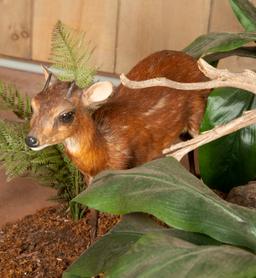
[0,204,119,278]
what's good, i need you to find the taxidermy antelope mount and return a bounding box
[25,50,211,181]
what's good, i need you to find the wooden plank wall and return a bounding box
[0,0,254,74]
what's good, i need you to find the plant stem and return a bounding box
[73,169,80,220]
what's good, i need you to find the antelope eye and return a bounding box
[59,111,75,124]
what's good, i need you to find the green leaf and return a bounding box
[64,214,256,278]
[50,21,95,88]
[230,0,256,31]
[63,214,162,278]
[184,32,256,58]
[107,232,256,278]
[0,81,31,120]
[198,87,256,191]
[204,46,256,64]
[73,157,256,252]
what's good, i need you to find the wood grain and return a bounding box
[0,0,32,58]
[79,0,118,72]
[115,0,211,74]
[210,0,256,32]
[32,0,82,62]
[209,0,256,72]
[1,0,255,74]
[32,0,118,73]
[209,0,244,32]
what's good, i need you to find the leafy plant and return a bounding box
[65,158,256,277]
[229,0,256,31]
[184,32,256,59]
[50,20,96,88]
[198,88,256,191]
[184,0,256,191]
[0,80,31,120]
[0,84,85,218]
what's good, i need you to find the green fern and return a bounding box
[0,119,85,203]
[0,80,32,120]
[50,20,96,88]
[0,83,85,216]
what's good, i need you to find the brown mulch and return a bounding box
[0,205,120,278]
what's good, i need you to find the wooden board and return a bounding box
[210,0,256,32]
[210,0,256,72]
[79,0,118,72]
[32,0,118,73]
[0,0,32,58]
[115,0,212,74]
[1,0,255,74]
[209,0,244,32]
[32,0,82,62]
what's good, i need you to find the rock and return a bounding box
[226,182,256,209]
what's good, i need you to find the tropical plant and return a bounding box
[184,0,256,191]
[64,158,256,277]
[64,0,256,276]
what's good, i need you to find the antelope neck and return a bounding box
[64,112,109,176]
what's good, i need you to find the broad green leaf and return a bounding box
[204,46,256,64]
[64,214,256,278]
[184,32,256,58]
[107,232,256,278]
[230,0,256,31]
[63,214,166,278]
[63,214,221,278]
[199,87,256,191]
[73,157,256,252]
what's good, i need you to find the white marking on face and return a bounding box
[64,137,81,154]
[143,97,167,116]
[30,144,51,151]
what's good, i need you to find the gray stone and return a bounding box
[226,182,256,209]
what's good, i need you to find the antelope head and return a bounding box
[25,66,114,151]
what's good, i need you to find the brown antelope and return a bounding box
[26,50,210,181]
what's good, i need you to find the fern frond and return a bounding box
[0,80,32,120]
[0,119,84,204]
[50,20,96,88]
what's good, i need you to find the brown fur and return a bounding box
[29,50,210,178]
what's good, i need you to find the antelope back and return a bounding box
[92,50,210,165]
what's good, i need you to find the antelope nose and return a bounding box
[25,136,39,148]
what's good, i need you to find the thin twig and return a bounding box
[163,110,256,161]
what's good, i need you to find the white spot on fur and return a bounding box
[64,137,81,154]
[143,97,167,116]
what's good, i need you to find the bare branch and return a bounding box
[120,58,256,95]
[163,110,256,161]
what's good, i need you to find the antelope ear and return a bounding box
[81,81,114,108]
[41,65,58,85]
